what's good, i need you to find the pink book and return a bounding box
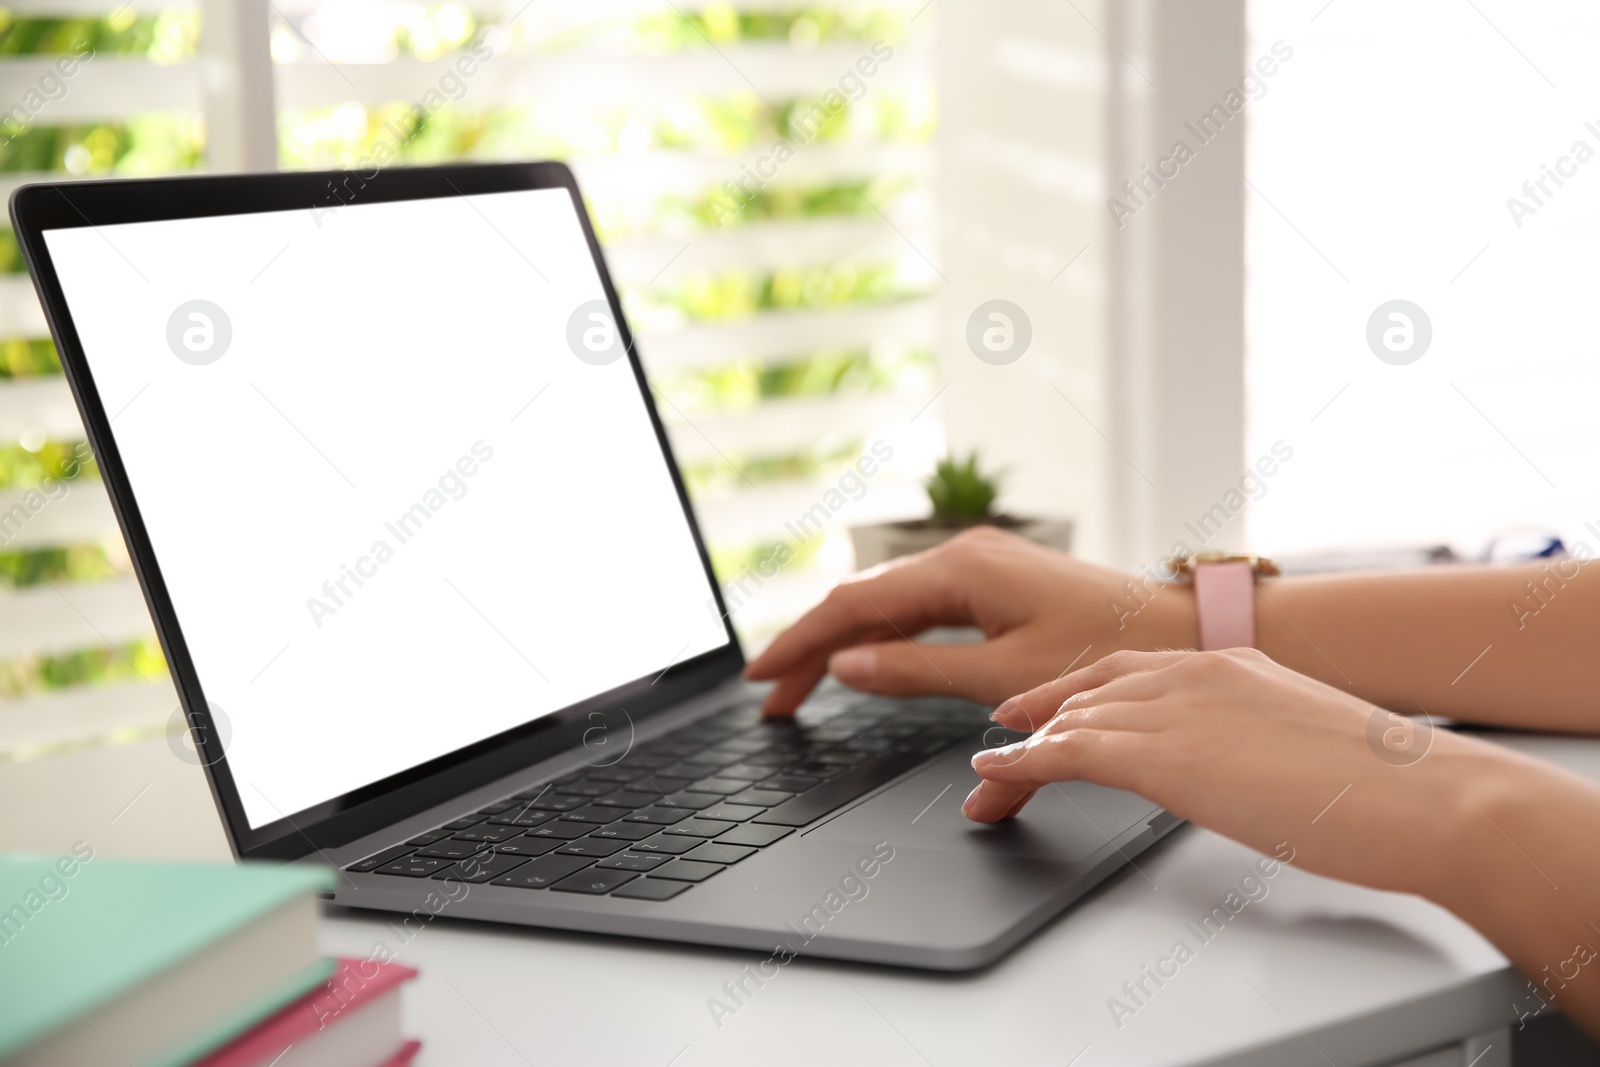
[195,958,420,1067]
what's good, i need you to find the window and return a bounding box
[1247,0,1600,556]
[0,4,200,762]
[0,0,941,762]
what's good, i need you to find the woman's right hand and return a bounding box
[744,527,1197,716]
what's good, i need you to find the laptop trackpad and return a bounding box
[804,743,1162,865]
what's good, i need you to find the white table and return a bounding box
[315,730,1598,1066]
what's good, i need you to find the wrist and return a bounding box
[1399,738,1546,912]
[1142,582,1198,651]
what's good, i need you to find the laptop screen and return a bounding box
[41,186,731,830]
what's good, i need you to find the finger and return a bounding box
[757,618,908,717]
[827,632,1040,705]
[961,782,1036,822]
[970,721,1147,796]
[744,553,974,684]
[758,661,830,718]
[990,649,1188,731]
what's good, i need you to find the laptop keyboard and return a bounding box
[344,693,985,902]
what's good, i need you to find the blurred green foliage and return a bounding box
[640,261,919,325]
[659,345,933,414]
[0,337,59,375]
[710,532,824,582]
[0,543,116,587]
[927,452,1000,523]
[0,115,206,178]
[684,437,862,497]
[0,439,96,490]
[278,92,929,172]
[0,9,198,60]
[327,3,913,60]
[615,6,908,52]
[0,636,165,699]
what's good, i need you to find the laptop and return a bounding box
[11,162,1179,970]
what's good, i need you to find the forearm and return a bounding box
[1425,743,1600,1036]
[1252,561,1600,731]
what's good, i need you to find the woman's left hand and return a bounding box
[969,648,1512,898]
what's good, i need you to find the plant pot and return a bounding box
[848,516,1075,570]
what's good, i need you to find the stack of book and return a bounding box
[0,853,420,1066]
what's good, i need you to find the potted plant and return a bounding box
[848,451,1074,568]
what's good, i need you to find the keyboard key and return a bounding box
[554,780,620,798]
[490,810,557,828]
[555,837,631,858]
[649,860,724,883]
[346,844,416,872]
[476,800,520,814]
[493,836,565,857]
[416,839,491,859]
[686,750,745,768]
[586,766,646,783]
[662,762,724,781]
[715,824,794,848]
[526,795,586,812]
[682,842,759,865]
[627,835,701,855]
[698,803,765,823]
[687,778,750,796]
[813,750,869,767]
[710,738,770,755]
[662,818,738,839]
[405,831,450,846]
[375,856,452,877]
[590,791,658,809]
[844,738,895,753]
[433,852,529,883]
[442,814,487,830]
[491,854,594,889]
[612,878,692,901]
[727,789,795,808]
[711,765,771,782]
[551,868,639,895]
[624,807,689,826]
[659,792,720,811]
[454,825,522,842]
[783,760,844,778]
[595,852,672,871]
[588,821,660,841]
[560,805,625,825]
[753,751,926,828]
[524,821,593,840]
[634,776,692,794]
[619,753,676,769]
[760,775,821,793]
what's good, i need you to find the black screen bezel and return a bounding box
[10,162,745,860]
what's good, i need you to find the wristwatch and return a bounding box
[1162,552,1280,651]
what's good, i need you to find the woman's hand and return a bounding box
[744,527,1196,717]
[974,648,1600,1039]
[970,647,1523,898]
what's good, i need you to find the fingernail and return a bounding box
[961,785,981,815]
[989,698,1017,723]
[974,741,1023,768]
[828,647,876,684]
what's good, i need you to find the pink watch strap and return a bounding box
[1193,560,1256,650]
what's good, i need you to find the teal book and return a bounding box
[0,850,335,1067]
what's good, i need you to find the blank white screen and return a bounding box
[44,187,729,828]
